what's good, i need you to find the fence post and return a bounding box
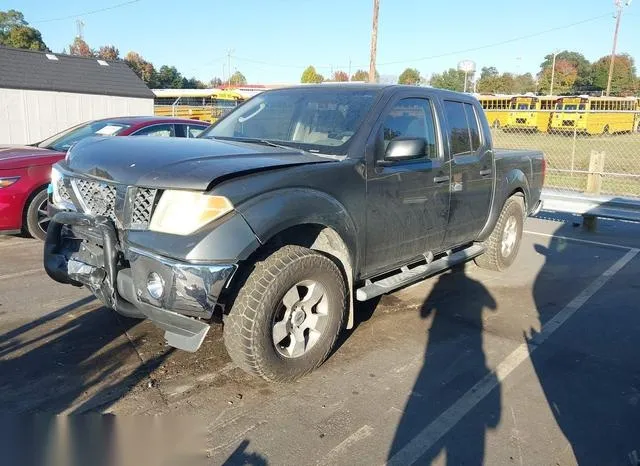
[570,126,577,176]
[586,150,605,195]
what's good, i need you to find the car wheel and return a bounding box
[475,195,525,272]
[224,245,347,382]
[24,189,50,241]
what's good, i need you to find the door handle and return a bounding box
[479,169,492,177]
[433,175,450,184]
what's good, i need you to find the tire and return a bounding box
[24,188,50,241]
[224,245,347,382]
[475,195,525,272]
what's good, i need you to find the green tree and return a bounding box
[591,54,637,96]
[331,70,349,82]
[429,68,466,92]
[125,51,157,87]
[156,65,184,88]
[398,68,421,85]
[513,73,536,94]
[301,65,324,83]
[182,77,207,89]
[229,71,247,86]
[537,59,578,94]
[69,37,93,57]
[351,69,369,81]
[97,45,119,60]
[476,67,501,93]
[210,77,223,87]
[540,50,591,91]
[0,9,48,51]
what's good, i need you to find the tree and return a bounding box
[540,50,591,91]
[0,9,48,51]
[513,73,536,94]
[210,77,223,87]
[591,54,637,96]
[331,70,349,82]
[69,37,93,57]
[229,70,247,86]
[97,45,119,61]
[537,59,578,95]
[398,68,421,85]
[301,66,324,83]
[124,51,157,87]
[156,65,184,88]
[182,77,207,89]
[429,68,466,92]
[351,69,369,82]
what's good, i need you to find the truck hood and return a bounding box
[60,136,335,191]
[0,145,65,170]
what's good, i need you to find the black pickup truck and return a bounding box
[45,85,544,382]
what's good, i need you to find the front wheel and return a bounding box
[224,245,347,382]
[24,189,50,241]
[475,195,525,271]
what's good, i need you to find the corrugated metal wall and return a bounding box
[0,88,154,145]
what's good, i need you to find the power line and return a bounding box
[32,0,142,24]
[233,12,612,71]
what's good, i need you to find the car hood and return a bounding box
[0,145,65,170]
[59,136,335,190]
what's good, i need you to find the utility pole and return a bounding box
[226,49,234,87]
[606,0,631,96]
[549,51,558,96]
[369,0,380,83]
[348,57,352,81]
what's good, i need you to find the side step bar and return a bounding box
[356,244,485,301]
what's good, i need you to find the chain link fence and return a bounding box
[489,110,640,198]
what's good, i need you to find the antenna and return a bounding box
[76,19,85,39]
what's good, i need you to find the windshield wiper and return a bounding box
[257,139,302,152]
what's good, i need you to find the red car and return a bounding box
[0,116,209,240]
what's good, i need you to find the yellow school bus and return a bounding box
[550,96,638,135]
[153,89,244,123]
[505,95,558,132]
[476,95,513,128]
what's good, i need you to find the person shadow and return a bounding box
[388,263,500,465]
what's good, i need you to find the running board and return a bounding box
[356,244,485,301]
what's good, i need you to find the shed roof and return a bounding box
[0,46,154,99]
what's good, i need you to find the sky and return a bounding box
[8,0,640,85]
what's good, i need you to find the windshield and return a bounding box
[200,88,379,155]
[37,120,131,151]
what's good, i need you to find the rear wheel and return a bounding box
[224,245,347,382]
[24,189,50,241]
[475,195,525,272]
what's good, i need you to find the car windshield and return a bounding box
[37,120,131,151]
[199,88,379,155]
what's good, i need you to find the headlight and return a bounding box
[0,177,20,188]
[149,190,233,235]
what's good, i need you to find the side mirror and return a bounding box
[384,137,426,162]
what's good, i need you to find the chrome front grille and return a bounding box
[131,187,158,227]
[74,178,118,221]
[56,177,71,202]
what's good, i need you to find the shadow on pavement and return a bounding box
[0,297,171,414]
[528,238,640,465]
[388,263,499,464]
[223,439,268,466]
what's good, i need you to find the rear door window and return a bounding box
[443,101,482,155]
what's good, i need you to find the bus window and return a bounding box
[579,104,586,110]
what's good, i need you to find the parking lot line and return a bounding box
[0,268,42,281]
[524,230,633,251]
[386,248,639,466]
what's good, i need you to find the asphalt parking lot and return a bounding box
[0,213,639,465]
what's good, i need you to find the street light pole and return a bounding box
[369,0,380,83]
[606,0,630,96]
[549,51,558,96]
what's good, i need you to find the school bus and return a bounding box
[550,96,638,135]
[476,95,513,128]
[504,95,558,132]
[153,89,245,123]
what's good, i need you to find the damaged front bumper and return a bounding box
[44,211,236,352]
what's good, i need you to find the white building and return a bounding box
[0,46,154,145]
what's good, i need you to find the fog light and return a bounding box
[147,272,164,299]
